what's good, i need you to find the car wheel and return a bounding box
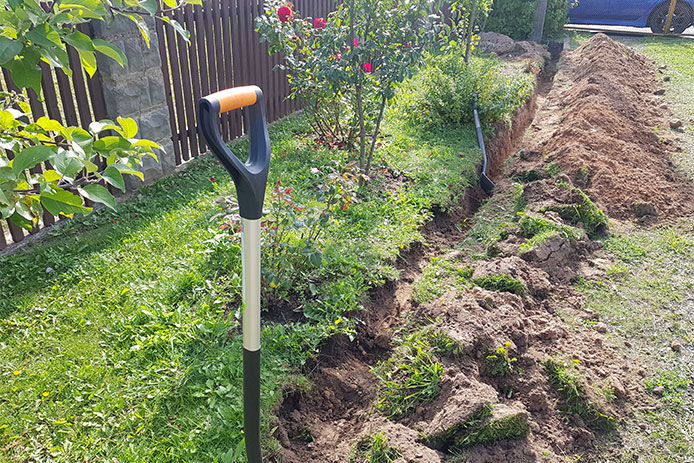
[648,1,693,34]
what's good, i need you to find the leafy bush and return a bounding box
[395,52,534,130]
[486,0,577,41]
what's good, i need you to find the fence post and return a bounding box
[91,17,177,188]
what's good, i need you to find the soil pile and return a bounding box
[513,33,694,220]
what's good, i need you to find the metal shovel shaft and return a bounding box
[242,218,261,463]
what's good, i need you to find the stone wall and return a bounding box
[92,17,176,188]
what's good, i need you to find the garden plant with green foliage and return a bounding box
[0,0,197,229]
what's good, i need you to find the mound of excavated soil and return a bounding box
[514,33,694,220]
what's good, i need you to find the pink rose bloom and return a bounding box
[362,63,372,73]
[354,38,359,47]
[278,5,293,22]
[314,17,327,29]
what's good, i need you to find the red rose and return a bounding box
[362,63,372,73]
[314,17,326,29]
[353,38,359,47]
[278,5,293,23]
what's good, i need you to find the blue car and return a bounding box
[569,0,694,34]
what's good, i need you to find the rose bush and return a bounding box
[257,0,441,175]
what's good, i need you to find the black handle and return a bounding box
[198,86,271,220]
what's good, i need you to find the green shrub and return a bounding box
[486,0,577,41]
[472,274,527,295]
[395,53,534,130]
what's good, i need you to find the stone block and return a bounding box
[138,105,171,141]
[157,140,177,174]
[103,78,151,117]
[122,39,146,72]
[148,74,167,106]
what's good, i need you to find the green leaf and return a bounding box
[125,13,150,47]
[132,139,162,149]
[0,37,22,65]
[94,136,132,152]
[57,0,108,16]
[62,30,95,52]
[77,49,97,77]
[117,117,138,138]
[40,187,91,217]
[140,0,158,16]
[42,169,62,182]
[35,116,65,133]
[12,145,53,175]
[162,0,177,8]
[6,47,42,94]
[161,16,190,42]
[102,164,125,191]
[78,184,116,210]
[92,39,127,68]
[53,154,83,178]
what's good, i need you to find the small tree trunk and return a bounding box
[365,93,388,175]
[464,3,478,65]
[356,84,366,171]
[530,0,548,43]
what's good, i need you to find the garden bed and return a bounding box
[275,34,693,463]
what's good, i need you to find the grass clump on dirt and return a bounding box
[518,212,585,252]
[425,403,530,453]
[484,342,518,377]
[349,432,401,463]
[543,356,615,431]
[373,329,446,419]
[413,256,473,304]
[541,189,608,237]
[472,274,526,295]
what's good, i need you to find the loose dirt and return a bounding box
[513,33,694,221]
[273,34,681,463]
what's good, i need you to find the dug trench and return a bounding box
[273,34,692,463]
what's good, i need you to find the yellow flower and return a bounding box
[42,392,50,397]
[13,370,20,376]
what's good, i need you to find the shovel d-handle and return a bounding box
[197,86,269,463]
[197,85,270,220]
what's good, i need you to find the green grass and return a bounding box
[484,342,517,377]
[471,274,527,295]
[543,356,615,431]
[0,104,485,462]
[349,433,401,463]
[372,328,446,419]
[412,255,473,304]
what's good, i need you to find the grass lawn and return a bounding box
[0,77,491,461]
[574,35,694,462]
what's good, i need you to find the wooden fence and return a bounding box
[0,24,108,251]
[1,1,334,252]
[157,0,334,164]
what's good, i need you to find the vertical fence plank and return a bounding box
[174,7,200,158]
[163,16,190,163]
[155,18,183,165]
[183,5,205,153]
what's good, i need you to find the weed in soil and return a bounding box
[484,341,518,377]
[413,256,473,304]
[543,356,616,431]
[349,433,401,463]
[644,368,691,407]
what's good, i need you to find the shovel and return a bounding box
[473,93,495,194]
[198,86,270,463]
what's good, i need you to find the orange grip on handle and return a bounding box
[210,86,259,113]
